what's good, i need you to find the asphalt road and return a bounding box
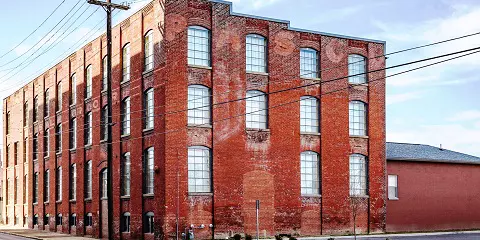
[351,232,480,240]
[0,233,30,240]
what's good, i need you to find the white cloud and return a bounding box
[447,110,480,122]
[386,91,423,106]
[388,123,480,157]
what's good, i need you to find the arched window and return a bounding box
[101,168,108,199]
[144,212,154,233]
[85,160,92,199]
[101,106,108,141]
[349,101,367,136]
[300,151,320,195]
[246,34,267,73]
[70,213,76,226]
[56,214,62,226]
[44,89,50,117]
[300,96,319,133]
[246,90,267,129]
[33,95,39,122]
[349,154,367,196]
[143,88,154,130]
[70,164,76,200]
[85,65,92,99]
[57,81,62,111]
[144,30,154,71]
[188,26,210,66]
[85,112,92,145]
[187,85,210,125]
[85,213,93,227]
[44,129,49,157]
[300,48,318,78]
[102,56,108,91]
[70,73,77,105]
[121,152,131,196]
[121,212,131,232]
[44,170,50,202]
[144,147,154,194]
[70,118,77,149]
[56,123,62,153]
[348,54,367,84]
[121,97,131,135]
[123,43,131,82]
[188,146,211,193]
[56,167,62,201]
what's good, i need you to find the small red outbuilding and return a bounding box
[386,142,480,232]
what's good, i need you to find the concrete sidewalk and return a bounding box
[299,230,480,239]
[0,226,92,240]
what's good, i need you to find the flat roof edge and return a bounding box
[209,0,386,44]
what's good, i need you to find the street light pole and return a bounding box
[86,1,129,238]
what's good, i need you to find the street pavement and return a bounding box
[0,232,31,240]
[303,232,480,240]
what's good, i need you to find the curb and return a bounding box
[0,230,42,240]
[299,230,480,239]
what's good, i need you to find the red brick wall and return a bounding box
[387,161,480,232]
[3,0,385,239]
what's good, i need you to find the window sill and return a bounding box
[350,195,369,199]
[301,194,322,198]
[246,71,269,76]
[56,110,62,114]
[84,144,92,150]
[33,202,38,206]
[69,148,76,153]
[69,199,76,203]
[142,69,153,77]
[56,152,62,156]
[246,128,270,132]
[85,97,92,102]
[101,197,108,200]
[121,134,131,138]
[350,135,369,139]
[300,132,321,136]
[187,124,212,129]
[56,200,62,204]
[100,139,107,144]
[143,128,154,133]
[349,83,368,87]
[188,192,213,196]
[44,201,49,205]
[85,198,92,202]
[101,89,107,94]
[388,197,399,201]
[69,104,76,109]
[143,193,154,198]
[120,80,130,85]
[120,195,130,199]
[189,65,212,70]
[300,77,321,81]
[44,156,50,160]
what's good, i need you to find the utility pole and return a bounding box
[86,1,129,239]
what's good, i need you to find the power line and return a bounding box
[0,0,84,69]
[29,48,480,155]
[0,0,67,60]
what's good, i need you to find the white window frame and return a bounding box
[188,85,211,125]
[70,74,76,105]
[144,88,154,130]
[300,96,319,133]
[123,43,131,82]
[348,54,367,84]
[122,212,131,232]
[102,56,108,91]
[349,101,367,136]
[388,174,398,200]
[85,65,92,99]
[101,168,108,199]
[70,118,77,149]
[246,90,267,129]
[44,129,49,157]
[56,167,62,201]
[45,89,50,117]
[246,34,267,73]
[301,151,320,195]
[85,112,92,145]
[101,106,108,141]
[85,160,92,199]
[349,154,368,197]
[144,30,154,71]
[70,164,76,200]
[122,152,131,196]
[144,147,154,194]
[300,48,319,79]
[188,146,211,193]
[57,82,62,111]
[44,170,50,202]
[188,26,210,67]
[122,97,131,135]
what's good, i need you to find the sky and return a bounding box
[0,0,479,156]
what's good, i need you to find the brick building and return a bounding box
[386,142,480,232]
[2,0,386,239]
